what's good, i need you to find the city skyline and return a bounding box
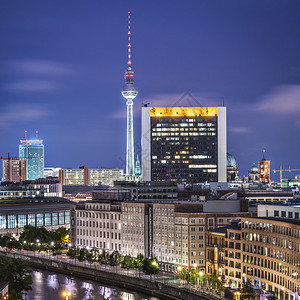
[1,1,300,180]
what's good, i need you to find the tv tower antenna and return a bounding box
[127,11,131,71]
[122,11,138,176]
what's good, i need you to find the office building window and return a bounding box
[59,212,65,225]
[18,215,27,228]
[45,213,51,226]
[28,214,35,226]
[52,213,58,226]
[37,214,43,227]
[65,211,70,224]
[0,216,6,229]
[8,215,16,229]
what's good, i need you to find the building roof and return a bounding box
[227,153,238,169]
[0,281,9,291]
[245,216,300,226]
[207,222,241,234]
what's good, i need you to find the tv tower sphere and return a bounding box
[122,12,138,176]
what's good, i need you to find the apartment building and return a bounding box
[121,202,150,257]
[70,201,122,252]
[224,216,300,300]
[152,201,254,273]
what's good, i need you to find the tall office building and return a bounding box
[141,106,227,183]
[121,12,138,176]
[19,133,44,180]
[2,157,26,183]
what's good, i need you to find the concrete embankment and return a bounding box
[0,250,210,300]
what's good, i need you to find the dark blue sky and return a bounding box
[1,0,300,180]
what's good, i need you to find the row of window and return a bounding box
[243,221,300,238]
[77,211,120,220]
[0,212,69,229]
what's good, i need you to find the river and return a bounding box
[24,269,160,300]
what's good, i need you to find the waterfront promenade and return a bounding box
[0,247,223,300]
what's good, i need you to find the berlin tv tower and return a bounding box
[122,12,138,176]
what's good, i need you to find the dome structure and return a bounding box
[249,163,258,173]
[227,153,238,169]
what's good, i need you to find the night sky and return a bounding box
[1,1,300,180]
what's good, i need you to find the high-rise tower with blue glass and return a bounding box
[19,132,44,180]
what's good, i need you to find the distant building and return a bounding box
[44,167,61,178]
[0,178,62,199]
[19,138,44,180]
[2,158,26,183]
[141,106,227,183]
[281,176,300,188]
[247,163,259,183]
[59,167,124,187]
[227,153,239,182]
[258,153,270,184]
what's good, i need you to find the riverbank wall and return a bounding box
[0,250,211,300]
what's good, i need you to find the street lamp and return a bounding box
[63,291,71,300]
[193,264,197,289]
[234,291,240,300]
[199,271,203,291]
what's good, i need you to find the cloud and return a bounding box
[5,79,60,92]
[0,103,53,129]
[229,126,251,133]
[257,85,300,115]
[3,59,74,76]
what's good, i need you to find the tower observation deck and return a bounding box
[122,12,138,176]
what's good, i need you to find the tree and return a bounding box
[142,257,159,280]
[121,254,134,273]
[240,280,255,299]
[78,248,87,262]
[99,249,109,270]
[0,257,32,299]
[134,254,144,277]
[53,227,70,245]
[109,250,122,272]
[19,225,51,244]
[67,246,80,261]
[0,235,12,247]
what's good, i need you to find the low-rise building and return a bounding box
[0,197,71,236]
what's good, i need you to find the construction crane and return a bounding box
[0,152,19,161]
[273,165,300,184]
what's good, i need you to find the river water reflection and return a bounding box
[24,269,160,300]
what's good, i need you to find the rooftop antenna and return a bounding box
[127,11,131,71]
[25,130,27,140]
[36,131,39,139]
[262,149,266,160]
[222,97,225,107]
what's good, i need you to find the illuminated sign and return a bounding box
[150,107,218,117]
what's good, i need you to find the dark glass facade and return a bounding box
[151,116,218,183]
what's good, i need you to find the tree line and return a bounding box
[67,246,159,278]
